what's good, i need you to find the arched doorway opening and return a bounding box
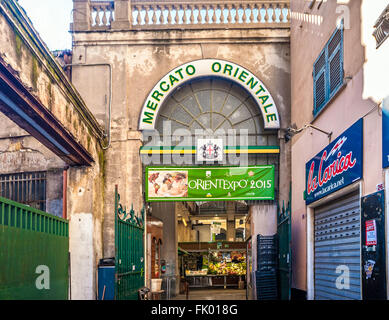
[141,63,280,300]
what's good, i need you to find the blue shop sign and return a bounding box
[305,118,363,205]
[383,97,389,168]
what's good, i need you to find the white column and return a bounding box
[306,206,315,300]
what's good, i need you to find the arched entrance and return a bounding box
[140,59,281,300]
[139,59,280,131]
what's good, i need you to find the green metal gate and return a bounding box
[0,196,69,299]
[114,186,145,300]
[277,198,291,300]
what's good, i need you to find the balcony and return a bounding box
[71,0,290,32]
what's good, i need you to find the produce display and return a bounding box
[182,251,246,277]
[207,261,246,276]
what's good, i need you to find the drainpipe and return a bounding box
[64,63,112,150]
[63,166,68,220]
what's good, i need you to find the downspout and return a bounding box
[64,63,112,150]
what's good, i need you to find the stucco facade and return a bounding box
[70,0,291,298]
[290,0,389,299]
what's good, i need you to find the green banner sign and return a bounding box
[145,166,275,202]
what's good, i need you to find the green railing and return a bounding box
[0,196,69,300]
[114,186,144,300]
[277,192,291,300]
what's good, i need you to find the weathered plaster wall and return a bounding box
[0,121,65,218]
[67,162,105,300]
[150,201,179,295]
[249,203,277,300]
[0,4,101,157]
[71,27,291,261]
[176,202,196,243]
[290,0,386,292]
[0,114,66,172]
[0,1,106,299]
[177,221,197,242]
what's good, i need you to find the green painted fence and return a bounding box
[277,198,291,300]
[0,196,68,299]
[114,186,144,300]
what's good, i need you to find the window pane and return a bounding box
[181,95,201,117]
[222,94,241,116]
[0,172,46,211]
[212,90,228,112]
[230,105,252,125]
[173,106,194,125]
[196,90,211,112]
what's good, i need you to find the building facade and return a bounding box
[5,0,389,301]
[290,0,389,300]
[70,0,291,298]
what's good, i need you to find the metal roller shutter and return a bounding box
[314,192,361,300]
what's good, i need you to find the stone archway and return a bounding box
[138,59,280,131]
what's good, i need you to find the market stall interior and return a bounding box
[176,201,249,295]
[179,243,247,290]
[145,193,252,299]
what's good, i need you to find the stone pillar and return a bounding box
[250,203,277,299]
[151,202,179,296]
[111,0,131,30]
[103,132,143,258]
[67,165,104,300]
[251,204,277,237]
[46,168,64,218]
[71,0,91,32]
[226,202,235,241]
[278,132,291,206]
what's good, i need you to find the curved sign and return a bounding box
[138,59,280,130]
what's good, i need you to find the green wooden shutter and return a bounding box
[313,21,344,115]
[313,50,327,114]
[328,23,344,98]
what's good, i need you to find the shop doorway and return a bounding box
[140,69,282,300]
[147,200,249,300]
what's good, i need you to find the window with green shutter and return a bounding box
[313,21,344,115]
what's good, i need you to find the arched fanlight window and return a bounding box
[155,77,277,146]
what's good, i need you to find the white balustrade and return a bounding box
[90,1,114,28]
[88,1,290,30]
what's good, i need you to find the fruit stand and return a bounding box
[179,242,247,289]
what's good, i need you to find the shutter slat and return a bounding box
[329,47,342,94]
[315,72,326,111]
